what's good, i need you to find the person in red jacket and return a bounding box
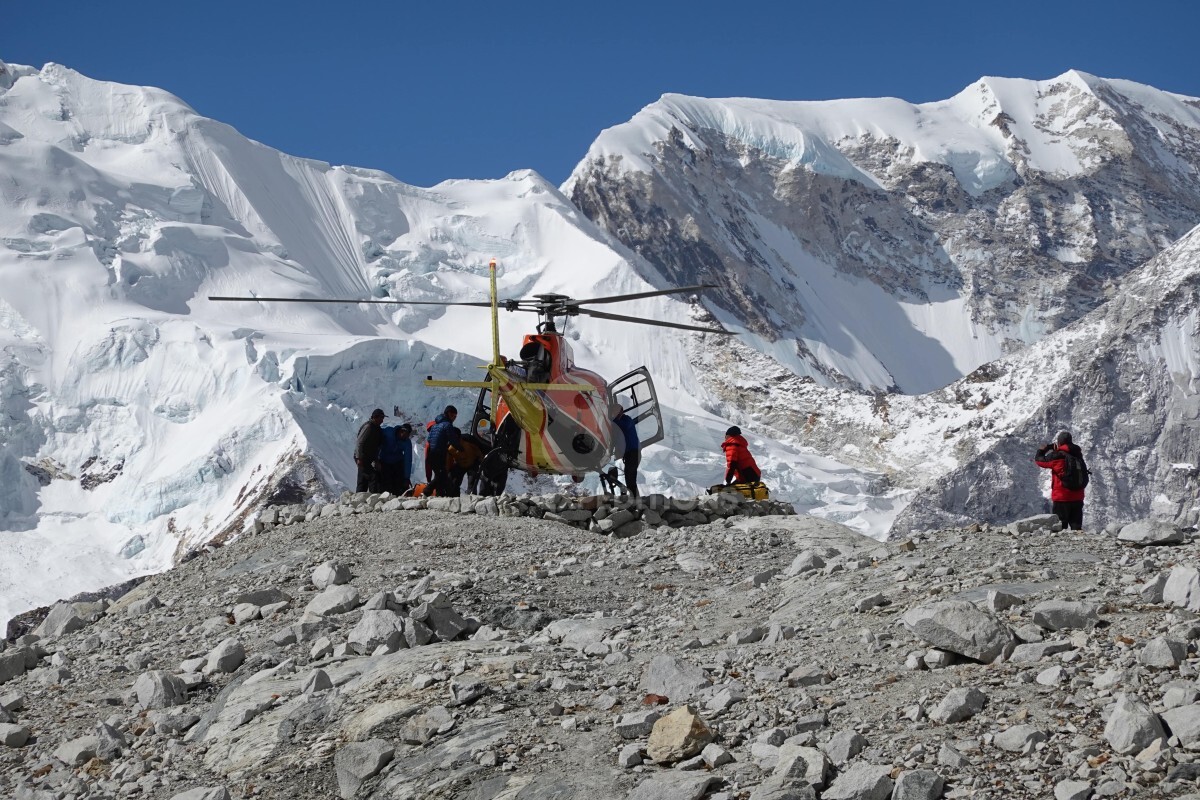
[721,426,761,485]
[1035,430,1086,531]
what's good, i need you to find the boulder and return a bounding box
[334,739,394,799]
[0,723,30,748]
[901,601,1014,662]
[930,687,987,724]
[822,763,894,800]
[639,654,711,702]
[312,561,352,589]
[994,724,1046,753]
[34,603,88,638]
[646,705,714,764]
[203,638,246,675]
[169,790,232,800]
[348,610,406,654]
[627,774,719,800]
[1030,600,1100,631]
[1104,693,1166,755]
[893,770,945,800]
[1162,704,1200,746]
[1118,519,1186,546]
[1140,636,1187,669]
[305,585,363,616]
[134,670,187,709]
[54,735,98,766]
[1164,566,1200,611]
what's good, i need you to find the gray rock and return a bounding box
[402,617,434,648]
[618,742,643,768]
[402,705,455,744]
[626,774,719,800]
[823,730,868,763]
[33,603,88,638]
[821,762,894,800]
[231,603,260,624]
[134,670,187,709]
[1162,704,1200,746]
[701,742,733,768]
[1118,519,1186,546]
[203,637,246,674]
[1164,566,1200,611]
[994,724,1046,753]
[1103,693,1166,755]
[1054,780,1092,800]
[893,770,945,800]
[348,610,406,654]
[1165,686,1200,709]
[334,738,394,799]
[0,723,30,747]
[313,560,352,589]
[785,550,826,576]
[305,584,363,616]
[985,589,1023,612]
[169,790,232,800]
[930,687,987,724]
[614,709,662,739]
[639,654,711,702]
[54,734,98,766]
[235,587,292,607]
[1031,600,1101,631]
[127,595,163,616]
[1008,640,1075,662]
[94,720,127,760]
[1140,636,1187,668]
[902,601,1014,662]
[0,651,25,685]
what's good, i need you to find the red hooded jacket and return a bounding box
[1035,443,1086,502]
[721,434,760,481]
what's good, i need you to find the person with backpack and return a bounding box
[378,422,413,495]
[426,405,463,497]
[721,426,761,485]
[353,408,387,492]
[1035,429,1089,531]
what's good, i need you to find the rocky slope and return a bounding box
[5,497,1200,799]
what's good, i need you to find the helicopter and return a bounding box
[209,259,732,495]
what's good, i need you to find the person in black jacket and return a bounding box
[354,408,386,492]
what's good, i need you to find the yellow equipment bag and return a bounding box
[708,482,770,500]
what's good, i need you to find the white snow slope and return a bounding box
[0,62,897,628]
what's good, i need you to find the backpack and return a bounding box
[379,426,404,464]
[1060,449,1090,491]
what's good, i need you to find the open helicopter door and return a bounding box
[608,367,664,450]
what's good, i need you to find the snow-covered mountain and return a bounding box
[0,61,890,628]
[567,71,1200,393]
[2,61,1198,630]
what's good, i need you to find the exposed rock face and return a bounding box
[568,74,1200,393]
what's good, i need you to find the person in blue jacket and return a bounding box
[426,405,462,496]
[611,402,641,498]
[378,422,413,495]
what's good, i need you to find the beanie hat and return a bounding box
[1054,430,1072,446]
[726,426,741,437]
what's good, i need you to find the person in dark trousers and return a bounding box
[378,422,413,495]
[354,408,387,492]
[426,405,462,496]
[1035,429,1087,531]
[721,426,761,485]
[611,402,641,498]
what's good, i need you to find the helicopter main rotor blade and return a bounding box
[567,285,718,306]
[208,296,494,307]
[578,308,735,334]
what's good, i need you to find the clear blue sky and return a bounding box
[6,1,1198,188]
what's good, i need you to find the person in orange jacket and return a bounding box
[721,426,761,484]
